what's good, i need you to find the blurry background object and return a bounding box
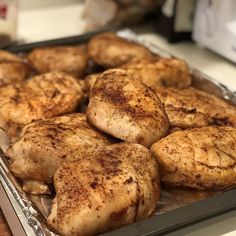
[193,0,236,63]
[18,0,84,43]
[155,0,195,42]
[16,0,163,43]
[0,0,17,47]
[82,0,163,31]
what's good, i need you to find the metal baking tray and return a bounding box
[0,29,236,236]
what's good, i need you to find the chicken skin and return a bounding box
[155,86,236,128]
[151,126,236,190]
[0,50,31,87]
[87,32,153,68]
[6,113,112,194]
[0,71,84,131]
[28,46,88,77]
[48,143,160,236]
[121,58,191,89]
[87,69,169,147]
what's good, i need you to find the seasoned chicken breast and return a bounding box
[83,58,191,96]
[151,126,236,190]
[155,86,236,128]
[84,73,100,97]
[0,50,23,62]
[87,32,153,68]
[48,143,160,236]
[6,113,112,194]
[87,69,169,147]
[28,46,88,77]
[163,105,210,129]
[0,71,84,131]
[0,50,31,87]
[121,58,191,89]
[0,62,31,87]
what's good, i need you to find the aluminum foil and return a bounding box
[0,29,235,236]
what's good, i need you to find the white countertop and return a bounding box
[17,2,236,236]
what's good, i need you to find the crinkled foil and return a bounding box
[0,29,235,236]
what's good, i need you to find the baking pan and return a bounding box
[0,29,236,236]
[5,26,118,53]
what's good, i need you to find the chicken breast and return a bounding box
[83,58,191,96]
[0,50,23,62]
[87,32,153,68]
[28,46,88,77]
[155,86,236,128]
[48,143,160,236]
[151,126,236,190]
[87,69,169,147]
[83,73,100,97]
[0,71,84,131]
[0,50,31,87]
[0,62,31,87]
[121,58,191,89]
[6,113,112,194]
[163,105,210,129]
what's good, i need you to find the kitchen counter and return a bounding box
[0,210,11,236]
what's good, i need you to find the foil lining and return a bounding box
[0,29,235,236]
